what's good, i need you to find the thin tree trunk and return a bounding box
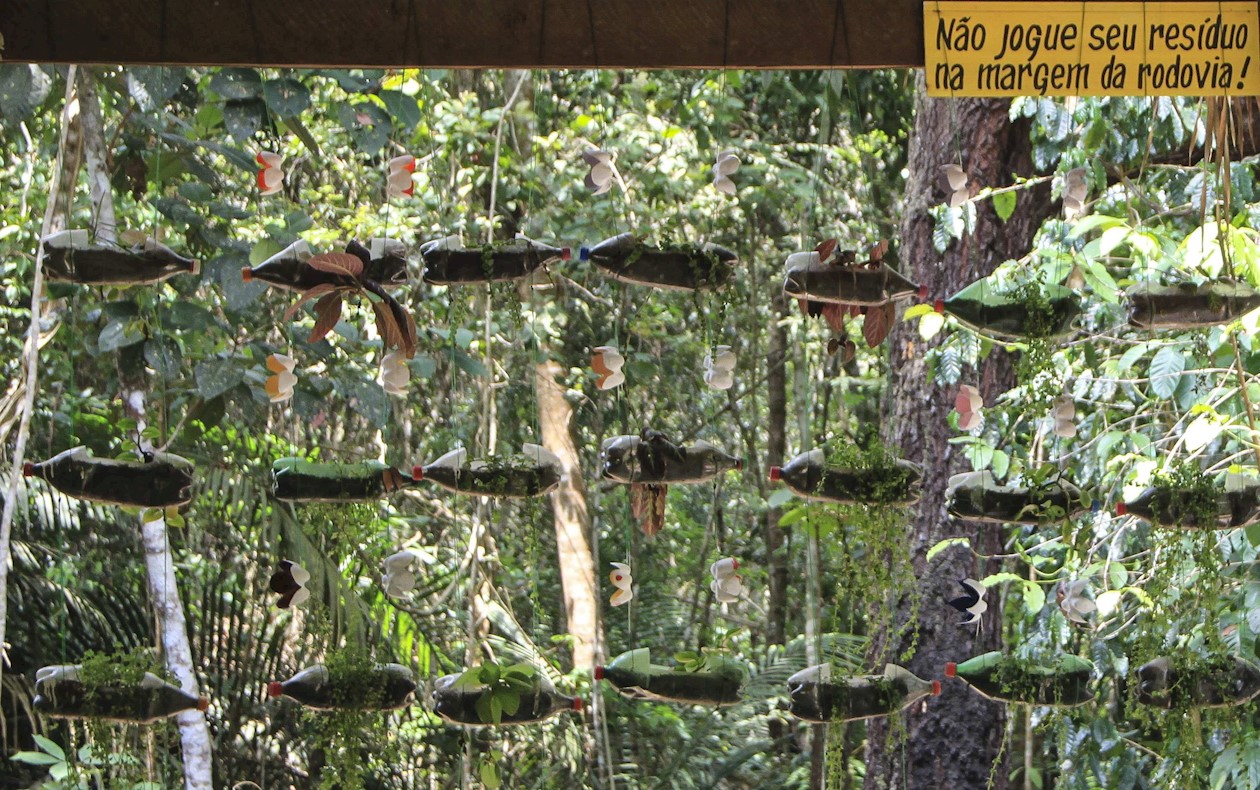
[764,294,790,647]
[863,78,1054,790]
[535,360,599,669]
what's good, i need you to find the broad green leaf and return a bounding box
[1022,580,1046,616]
[778,506,809,527]
[11,751,60,766]
[903,303,934,320]
[263,77,311,117]
[208,68,262,100]
[32,735,65,761]
[98,320,145,353]
[0,65,53,122]
[918,311,945,340]
[767,488,794,508]
[480,761,502,789]
[926,537,970,563]
[1149,346,1186,400]
[991,190,1016,222]
[1108,562,1128,590]
[1184,413,1225,452]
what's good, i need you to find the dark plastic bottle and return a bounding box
[241,240,408,292]
[432,673,582,725]
[946,651,1094,707]
[580,233,737,291]
[782,255,919,307]
[1136,655,1260,708]
[788,663,940,723]
[24,447,195,508]
[1128,281,1260,330]
[1122,473,1260,529]
[594,648,745,707]
[600,436,742,484]
[268,663,416,711]
[937,281,1079,341]
[413,444,562,498]
[34,665,208,723]
[947,471,1086,524]
[42,232,199,285]
[769,448,921,505]
[272,458,418,502]
[420,235,570,284]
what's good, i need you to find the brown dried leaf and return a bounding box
[814,238,838,262]
[307,251,363,279]
[284,283,339,321]
[630,484,667,536]
[307,293,343,343]
[863,302,895,346]
[868,239,889,263]
[371,299,404,351]
[820,303,848,333]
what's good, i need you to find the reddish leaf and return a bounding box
[814,238,838,262]
[371,299,404,351]
[820,303,848,333]
[307,293,343,343]
[868,239,889,263]
[630,484,667,536]
[863,302,895,346]
[283,283,339,320]
[307,251,363,279]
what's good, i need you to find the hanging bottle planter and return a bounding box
[945,651,1094,707]
[271,458,418,502]
[600,434,743,484]
[433,664,582,726]
[1136,655,1260,709]
[419,235,569,285]
[946,471,1087,525]
[24,447,194,508]
[414,444,563,498]
[769,448,921,505]
[241,239,409,292]
[1121,471,1260,529]
[1127,281,1260,330]
[581,233,737,291]
[936,280,1080,342]
[782,249,919,307]
[33,665,208,723]
[41,230,199,286]
[595,648,746,707]
[268,663,417,711]
[787,662,939,723]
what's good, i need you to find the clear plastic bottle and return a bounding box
[1136,655,1260,708]
[947,471,1086,524]
[33,665,208,723]
[24,447,195,508]
[268,663,416,711]
[788,663,940,722]
[937,280,1079,341]
[769,448,921,505]
[1122,472,1260,529]
[1128,281,1260,330]
[420,235,569,284]
[272,458,418,502]
[581,233,737,291]
[241,239,408,292]
[945,651,1094,707]
[600,435,742,484]
[432,672,582,725]
[42,230,199,285]
[782,251,919,307]
[414,444,563,498]
[594,648,745,707]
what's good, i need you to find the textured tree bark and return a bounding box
[535,361,600,669]
[862,79,1055,790]
[764,294,791,647]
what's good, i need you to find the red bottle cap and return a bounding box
[933,298,945,314]
[560,247,572,261]
[735,459,744,471]
[931,680,942,696]
[1116,502,1127,516]
[769,466,782,481]
[944,662,957,678]
[412,465,425,481]
[22,462,34,477]
[593,666,605,680]
[241,267,253,282]
[267,681,284,698]
[732,559,739,570]
[571,696,583,712]
[197,697,210,712]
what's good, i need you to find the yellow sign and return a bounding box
[925,2,1260,96]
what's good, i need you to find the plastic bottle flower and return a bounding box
[1056,578,1096,625]
[712,149,740,195]
[382,550,420,597]
[387,154,416,198]
[381,349,409,396]
[955,384,982,430]
[940,163,968,207]
[1052,396,1076,438]
[582,149,618,195]
[592,345,625,390]
[1062,167,1088,220]
[710,557,744,603]
[265,353,298,403]
[609,562,634,607]
[703,345,736,390]
[257,151,285,196]
[946,578,987,627]
[269,559,310,609]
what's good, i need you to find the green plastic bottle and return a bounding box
[946,651,1094,706]
[595,648,746,707]
[272,458,418,502]
[788,663,940,722]
[24,447,194,508]
[34,665,208,723]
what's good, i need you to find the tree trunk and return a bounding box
[863,79,1054,790]
[535,360,599,669]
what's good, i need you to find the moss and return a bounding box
[1152,463,1223,528]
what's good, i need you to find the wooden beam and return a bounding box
[3,0,926,69]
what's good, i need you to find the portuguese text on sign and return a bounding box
[925,2,1260,97]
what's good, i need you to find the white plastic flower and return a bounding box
[940,163,968,208]
[582,149,618,195]
[1057,578,1096,624]
[1063,167,1088,220]
[955,384,982,430]
[703,345,736,390]
[387,154,416,198]
[712,149,740,195]
[382,550,420,597]
[592,345,625,391]
[609,562,634,607]
[709,557,744,603]
[381,350,409,396]
[257,151,285,196]
[1052,396,1077,438]
[265,353,297,403]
